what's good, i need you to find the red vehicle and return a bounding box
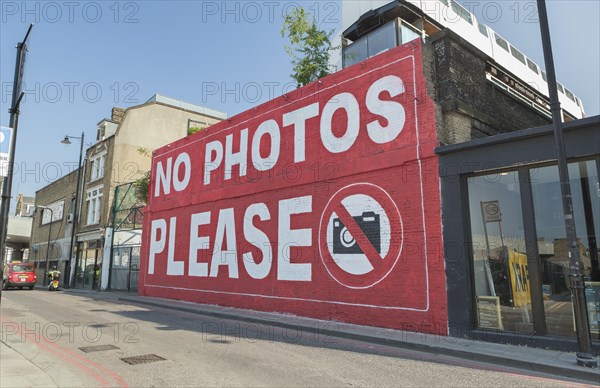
[2,262,37,290]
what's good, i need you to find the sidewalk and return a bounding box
[0,341,57,388]
[111,292,599,384]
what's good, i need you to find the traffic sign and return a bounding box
[481,200,501,223]
[0,126,13,178]
[319,183,403,289]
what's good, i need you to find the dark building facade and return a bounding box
[437,116,600,351]
[339,1,597,350]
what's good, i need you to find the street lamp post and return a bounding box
[0,24,33,261]
[536,0,596,367]
[36,206,53,286]
[62,133,85,289]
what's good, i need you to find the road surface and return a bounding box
[0,289,594,387]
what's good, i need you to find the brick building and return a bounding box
[139,0,597,352]
[1,194,35,263]
[30,170,79,280]
[337,1,598,350]
[30,95,226,290]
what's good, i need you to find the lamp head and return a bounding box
[35,205,47,217]
[61,136,71,145]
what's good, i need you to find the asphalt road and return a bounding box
[0,289,594,387]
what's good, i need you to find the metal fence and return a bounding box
[110,182,144,291]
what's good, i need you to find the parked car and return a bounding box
[2,262,37,290]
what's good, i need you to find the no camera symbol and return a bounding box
[485,204,499,216]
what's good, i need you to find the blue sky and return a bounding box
[1,1,599,203]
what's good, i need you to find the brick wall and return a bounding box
[140,41,448,335]
[424,30,551,145]
[30,169,80,275]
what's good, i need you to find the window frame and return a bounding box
[494,33,509,52]
[565,88,576,102]
[526,58,539,74]
[510,45,526,65]
[86,185,104,225]
[451,0,473,24]
[477,22,488,37]
[89,152,107,182]
[40,200,65,225]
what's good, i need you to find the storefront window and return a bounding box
[531,161,599,339]
[75,240,101,290]
[468,171,533,333]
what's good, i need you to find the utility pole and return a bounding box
[61,133,85,288]
[536,0,596,368]
[0,24,33,260]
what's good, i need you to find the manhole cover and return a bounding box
[120,354,166,365]
[79,345,120,353]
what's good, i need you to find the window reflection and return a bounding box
[468,171,533,333]
[531,161,599,339]
[367,21,396,57]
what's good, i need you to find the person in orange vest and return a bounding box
[94,264,101,290]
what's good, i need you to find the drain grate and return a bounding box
[79,344,120,353]
[120,354,166,365]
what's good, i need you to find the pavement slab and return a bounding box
[0,341,58,388]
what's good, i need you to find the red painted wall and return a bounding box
[139,41,447,335]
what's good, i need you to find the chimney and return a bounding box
[112,107,126,124]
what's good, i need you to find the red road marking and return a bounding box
[1,318,128,388]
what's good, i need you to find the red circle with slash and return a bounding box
[318,183,403,289]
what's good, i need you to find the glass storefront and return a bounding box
[467,160,599,339]
[75,240,102,290]
[530,161,600,338]
[468,171,533,333]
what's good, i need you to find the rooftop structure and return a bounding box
[342,0,584,121]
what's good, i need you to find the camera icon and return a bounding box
[332,212,381,254]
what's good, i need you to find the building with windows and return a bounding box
[15,194,35,217]
[138,0,597,353]
[340,0,584,125]
[30,170,79,279]
[1,194,35,263]
[337,1,598,350]
[30,95,226,290]
[437,116,599,349]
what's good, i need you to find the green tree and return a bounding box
[187,126,205,136]
[281,7,337,88]
[133,147,151,204]
[133,171,150,205]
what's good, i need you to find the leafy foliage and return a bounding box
[281,8,337,88]
[187,126,205,136]
[133,147,151,204]
[137,147,150,157]
[133,171,150,205]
